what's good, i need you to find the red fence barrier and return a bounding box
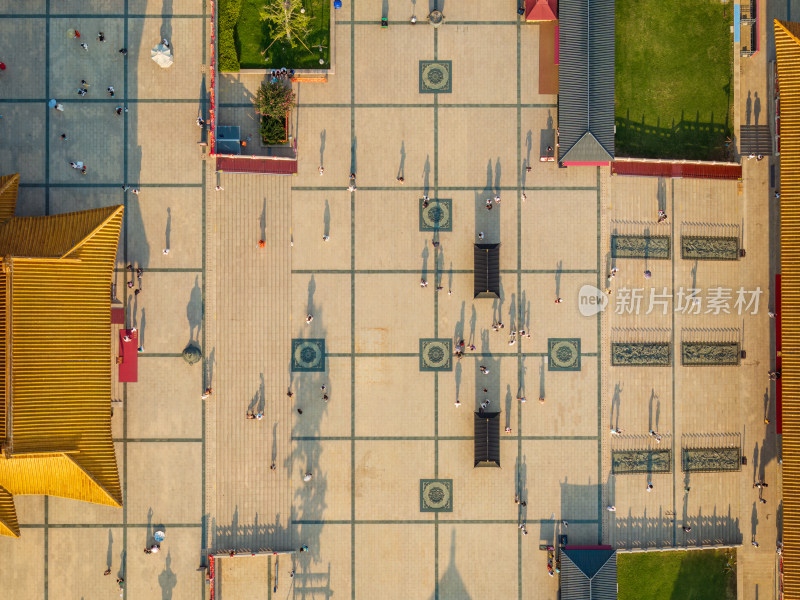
[611,161,742,180]
[215,155,298,175]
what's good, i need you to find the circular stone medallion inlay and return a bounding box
[422,481,450,510]
[421,62,450,91]
[549,340,578,369]
[422,202,450,230]
[294,341,322,369]
[424,341,449,368]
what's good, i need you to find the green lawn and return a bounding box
[220,0,330,71]
[618,549,736,600]
[615,0,733,160]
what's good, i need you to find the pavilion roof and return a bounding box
[561,548,617,600]
[558,0,615,163]
[0,174,124,537]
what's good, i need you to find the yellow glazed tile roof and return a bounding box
[776,19,800,597]
[0,485,18,538]
[0,174,19,225]
[0,175,123,536]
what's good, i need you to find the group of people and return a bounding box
[270,68,295,84]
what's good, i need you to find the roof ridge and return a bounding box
[564,547,615,579]
[0,484,18,538]
[561,131,614,162]
[65,454,122,508]
[776,19,800,45]
[0,174,20,227]
[60,205,124,259]
[0,174,19,197]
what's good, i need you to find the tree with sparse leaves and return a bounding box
[260,0,312,53]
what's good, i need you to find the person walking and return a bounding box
[303,472,313,482]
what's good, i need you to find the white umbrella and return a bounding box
[151,43,173,68]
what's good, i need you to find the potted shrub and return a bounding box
[254,80,295,145]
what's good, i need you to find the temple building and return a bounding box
[0,173,124,537]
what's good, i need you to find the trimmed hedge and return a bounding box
[217,0,241,72]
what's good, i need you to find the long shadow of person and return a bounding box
[260,199,266,241]
[468,305,476,346]
[161,0,174,56]
[423,155,431,196]
[554,260,562,299]
[187,275,202,343]
[754,92,761,126]
[539,357,545,400]
[139,308,147,351]
[745,91,752,126]
[494,158,502,197]
[421,242,429,283]
[159,552,178,600]
[164,207,171,252]
[106,529,114,572]
[397,141,406,180]
[319,129,326,169]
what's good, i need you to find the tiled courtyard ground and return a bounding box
[0,2,778,600]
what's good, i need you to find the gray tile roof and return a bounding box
[558,0,616,163]
[561,549,617,600]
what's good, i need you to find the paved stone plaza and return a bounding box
[0,1,785,599]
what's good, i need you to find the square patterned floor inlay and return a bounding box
[547,338,581,371]
[419,198,452,232]
[419,338,453,371]
[420,479,453,512]
[419,60,452,93]
[291,338,326,372]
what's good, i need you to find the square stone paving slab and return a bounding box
[0,18,46,99]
